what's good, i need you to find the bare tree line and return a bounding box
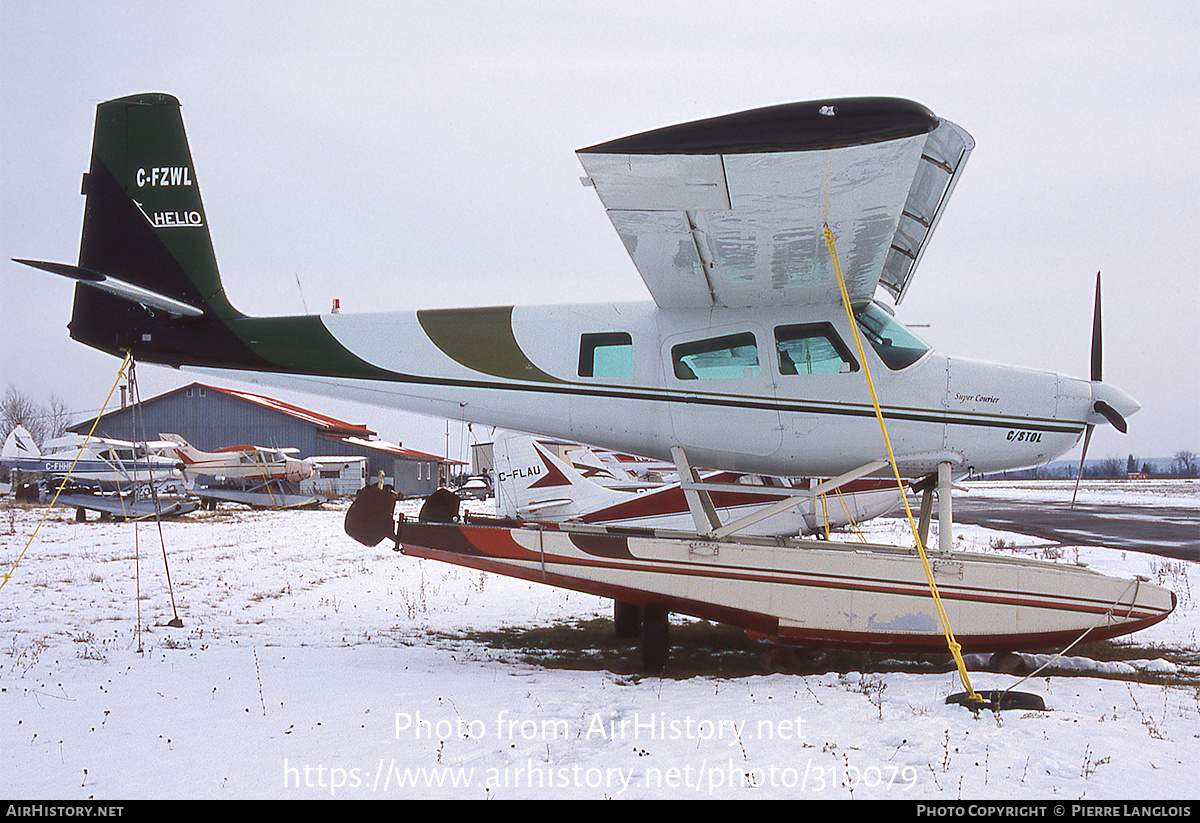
[1081,451,1199,479]
[977,450,1199,481]
[2,385,73,446]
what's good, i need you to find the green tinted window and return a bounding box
[775,323,858,374]
[579,332,633,378]
[853,303,931,370]
[672,332,760,380]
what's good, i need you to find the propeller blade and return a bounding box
[1091,271,1103,382]
[1073,272,1125,509]
[1093,400,1128,433]
[1071,424,1094,509]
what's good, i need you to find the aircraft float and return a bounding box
[14,94,1174,680]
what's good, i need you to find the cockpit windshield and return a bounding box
[853,303,931,370]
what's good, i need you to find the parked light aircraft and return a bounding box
[15,94,1171,667]
[13,93,1136,485]
[159,433,315,485]
[3,425,184,490]
[157,433,322,510]
[492,431,902,537]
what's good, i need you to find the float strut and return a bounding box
[938,462,953,554]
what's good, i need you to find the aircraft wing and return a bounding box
[576,98,972,308]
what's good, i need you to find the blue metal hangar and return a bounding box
[69,382,461,498]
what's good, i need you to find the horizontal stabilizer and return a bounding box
[14,259,205,317]
[521,498,576,512]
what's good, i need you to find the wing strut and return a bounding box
[672,446,892,540]
[670,446,722,534]
[709,459,889,540]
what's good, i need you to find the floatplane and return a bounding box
[492,431,903,538]
[158,434,322,509]
[13,94,1174,678]
[2,424,196,519]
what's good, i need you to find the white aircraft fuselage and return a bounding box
[160,434,314,484]
[1,426,184,490]
[211,298,1125,480]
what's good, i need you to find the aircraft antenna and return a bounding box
[295,273,310,314]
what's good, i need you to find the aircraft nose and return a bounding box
[1090,381,1139,432]
[286,458,314,481]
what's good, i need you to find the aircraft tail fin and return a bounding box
[565,445,636,485]
[19,94,245,361]
[2,426,41,464]
[157,433,202,465]
[492,432,627,521]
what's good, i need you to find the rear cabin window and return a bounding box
[578,332,633,378]
[774,323,858,374]
[671,332,760,380]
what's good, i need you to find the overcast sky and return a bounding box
[2,2,1197,465]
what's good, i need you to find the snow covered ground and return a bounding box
[966,478,1200,509]
[1,482,1197,800]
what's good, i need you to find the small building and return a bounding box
[302,457,368,499]
[70,382,460,498]
[324,435,460,498]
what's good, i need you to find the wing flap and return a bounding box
[603,209,714,307]
[880,119,974,303]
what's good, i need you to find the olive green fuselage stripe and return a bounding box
[417,306,565,384]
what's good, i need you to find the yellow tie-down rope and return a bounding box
[1,352,133,593]
[836,486,869,543]
[816,488,868,543]
[822,225,981,706]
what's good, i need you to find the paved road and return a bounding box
[944,494,1198,561]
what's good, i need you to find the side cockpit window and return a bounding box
[578,332,633,378]
[671,332,760,380]
[774,323,858,374]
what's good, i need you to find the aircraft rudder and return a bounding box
[2,426,41,462]
[157,434,199,463]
